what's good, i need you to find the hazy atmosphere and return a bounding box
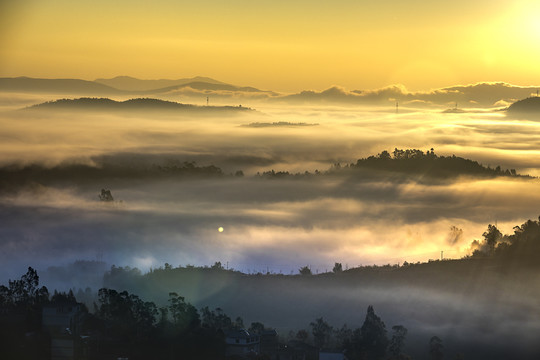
[2,1,540,360]
[2,97,540,279]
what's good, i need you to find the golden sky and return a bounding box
[1,0,540,92]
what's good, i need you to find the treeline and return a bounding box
[256,148,522,179]
[0,268,253,359]
[351,148,519,178]
[468,216,540,266]
[27,97,254,112]
[0,148,526,191]
[0,160,226,190]
[259,148,520,178]
[1,267,448,360]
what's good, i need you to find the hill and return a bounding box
[506,96,540,117]
[0,77,122,95]
[94,75,227,91]
[26,97,254,113]
[348,148,521,179]
[258,148,525,181]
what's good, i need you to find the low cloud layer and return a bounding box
[2,97,540,282]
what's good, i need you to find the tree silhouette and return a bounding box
[333,262,343,273]
[6,267,49,307]
[310,317,333,349]
[299,266,312,275]
[249,321,266,334]
[482,224,502,253]
[168,292,200,332]
[360,305,388,360]
[99,188,114,202]
[429,336,444,360]
[389,325,408,359]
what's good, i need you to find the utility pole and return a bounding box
[441,251,443,261]
[207,96,209,106]
[396,100,399,114]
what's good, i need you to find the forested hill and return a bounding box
[26,97,253,113]
[258,148,525,180]
[343,148,521,179]
[507,96,540,117]
[0,149,528,190]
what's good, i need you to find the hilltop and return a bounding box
[94,75,228,91]
[26,97,254,113]
[506,96,540,117]
[0,77,121,95]
[0,76,274,98]
[258,148,525,181]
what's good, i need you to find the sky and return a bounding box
[2,0,540,92]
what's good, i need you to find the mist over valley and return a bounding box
[2,79,540,359]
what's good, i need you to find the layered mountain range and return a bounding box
[1,76,540,108]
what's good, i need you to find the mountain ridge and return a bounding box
[26,97,254,113]
[2,76,540,107]
[94,75,229,91]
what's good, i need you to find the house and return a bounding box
[225,329,260,358]
[42,303,86,360]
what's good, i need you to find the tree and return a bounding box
[378,150,391,160]
[334,324,353,348]
[200,306,233,331]
[51,289,77,304]
[299,266,312,275]
[310,317,333,349]
[360,305,388,360]
[211,261,224,270]
[389,325,408,359]
[429,336,444,360]
[167,292,199,332]
[99,188,114,201]
[7,267,49,307]
[482,224,502,253]
[97,288,158,342]
[249,321,266,334]
[332,262,343,273]
[234,316,244,329]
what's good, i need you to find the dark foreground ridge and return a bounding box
[4,216,540,359]
[26,97,254,113]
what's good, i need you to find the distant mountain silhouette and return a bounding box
[0,77,121,95]
[94,75,228,91]
[4,77,540,107]
[0,76,273,97]
[144,81,274,95]
[276,82,540,107]
[506,97,540,117]
[27,97,254,113]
